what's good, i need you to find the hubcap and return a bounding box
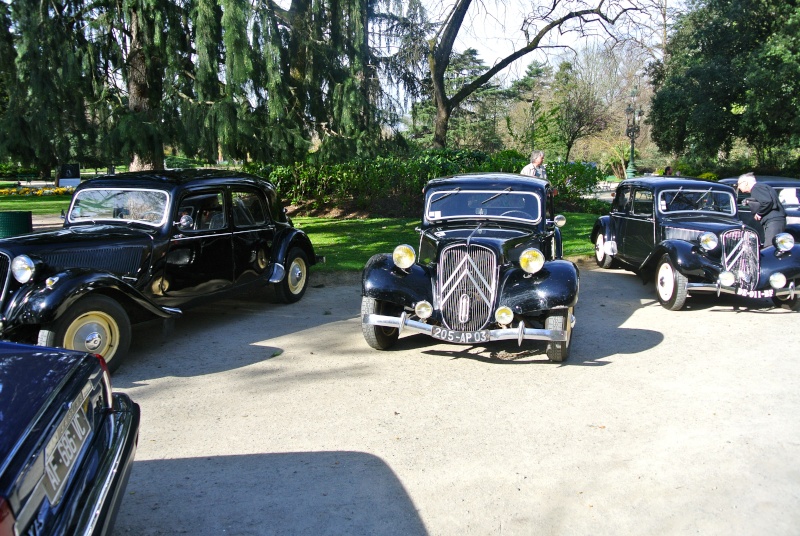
[657,263,675,301]
[288,258,307,294]
[595,235,604,261]
[64,312,119,360]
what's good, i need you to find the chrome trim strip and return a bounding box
[363,313,569,344]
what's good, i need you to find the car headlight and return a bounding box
[415,301,433,319]
[553,214,566,228]
[494,306,514,325]
[11,255,35,283]
[774,233,794,252]
[519,248,545,274]
[718,271,736,287]
[392,244,416,270]
[770,272,787,289]
[698,232,718,251]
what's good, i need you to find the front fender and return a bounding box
[760,245,800,282]
[640,240,718,281]
[591,216,612,243]
[498,260,579,314]
[362,254,433,309]
[3,268,176,329]
[272,228,319,267]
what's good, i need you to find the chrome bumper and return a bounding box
[687,280,796,298]
[363,312,573,346]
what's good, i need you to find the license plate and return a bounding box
[431,326,489,344]
[736,288,774,298]
[43,405,91,504]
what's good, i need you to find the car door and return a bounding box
[231,187,276,286]
[609,184,633,258]
[623,187,656,263]
[162,189,234,300]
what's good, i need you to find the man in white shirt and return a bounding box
[520,150,546,179]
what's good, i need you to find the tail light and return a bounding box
[93,354,114,410]
[0,498,15,536]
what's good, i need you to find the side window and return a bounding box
[612,186,632,213]
[179,191,226,231]
[232,189,268,228]
[632,189,653,216]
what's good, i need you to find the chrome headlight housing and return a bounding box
[11,255,36,284]
[494,306,514,325]
[718,271,736,287]
[769,272,787,289]
[774,232,794,252]
[392,244,416,270]
[519,248,545,274]
[414,301,433,319]
[698,232,718,251]
[553,214,566,228]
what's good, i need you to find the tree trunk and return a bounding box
[128,9,164,171]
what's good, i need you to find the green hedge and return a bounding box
[243,149,610,216]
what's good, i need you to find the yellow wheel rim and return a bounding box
[63,311,120,362]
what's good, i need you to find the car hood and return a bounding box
[660,213,747,234]
[0,343,82,468]
[421,223,544,258]
[0,225,155,276]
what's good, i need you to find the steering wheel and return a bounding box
[500,210,533,219]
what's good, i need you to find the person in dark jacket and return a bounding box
[737,172,787,246]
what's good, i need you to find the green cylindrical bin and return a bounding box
[0,211,33,238]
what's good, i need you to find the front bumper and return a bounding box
[363,312,573,346]
[687,280,797,299]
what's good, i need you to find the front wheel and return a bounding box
[655,254,688,310]
[38,295,131,371]
[276,247,309,303]
[545,307,573,363]
[772,294,800,311]
[594,233,613,268]
[361,297,400,350]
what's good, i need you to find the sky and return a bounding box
[424,1,586,85]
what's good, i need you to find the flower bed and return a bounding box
[0,186,75,196]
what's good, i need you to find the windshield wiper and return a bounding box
[481,187,512,204]
[696,187,712,205]
[667,186,684,208]
[431,187,460,204]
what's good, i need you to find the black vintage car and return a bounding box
[591,177,800,311]
[0,341,139,535]
[361,173,579,362]
[0,169,321,368]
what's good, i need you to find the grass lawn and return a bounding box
[2,195,598,270]
[0,194,72,215]
[295,213,596,272]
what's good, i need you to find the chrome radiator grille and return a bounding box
[0,252,9,311]
[436,244,497,331]
[722,228,760,291]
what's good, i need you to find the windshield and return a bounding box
[68,188,169,226]
[658,188,736,216]
[425,189,541,224]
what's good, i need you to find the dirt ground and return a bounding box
[110,262,800,535]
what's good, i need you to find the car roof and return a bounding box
[720,176,800,187]
[425,172,549,193]
[76,168,274,191]
[620,176,735,192]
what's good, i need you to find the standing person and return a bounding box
[664,166,673,176]
[521,150,546,179]
[737,172,787,246]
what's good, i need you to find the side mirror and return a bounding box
[177,214,194,230]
